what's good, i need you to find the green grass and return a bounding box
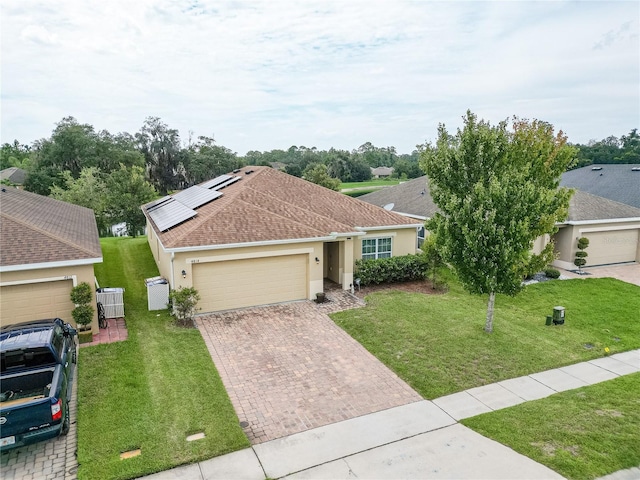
[462,373,640,480]
[340,179,401,190]
[331,276,640,399]
[77,237,249,480]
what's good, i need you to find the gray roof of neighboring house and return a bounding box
[358,175,640,224]
[0,167,27,185]
[358,176,439,219]
[566,190,640,222]
[560,164,640,208]
[0,187,102,268]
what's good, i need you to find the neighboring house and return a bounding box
[359,176,640,268]
[552,190,640,269]
[359,175,437,247]
[371,166,394,178]
[561,164,640,209]
[142,166,422,314]
[0,167,27,188]
[0,187,103,331]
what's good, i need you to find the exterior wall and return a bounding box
[532,234,550,255]
[354,228,418,259]
[553,221,640,269]
[0,264,99,332]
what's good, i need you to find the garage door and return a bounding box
[584,230,639,266]
[193,254,308,313]
[0,279,74,327]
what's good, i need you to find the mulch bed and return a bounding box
[353,279,446,299]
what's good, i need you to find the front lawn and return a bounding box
[462,373,640,480]
[331,276,640,399]
[77,237,249,480]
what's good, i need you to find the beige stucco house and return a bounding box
[360,176,640,269]
[142,166,422,313]
[552,190,640,269]
[0,187,103,331]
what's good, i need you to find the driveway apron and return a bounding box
[196,301,422,444]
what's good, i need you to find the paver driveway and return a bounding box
[197,301,422,444]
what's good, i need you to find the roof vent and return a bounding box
[245,170,254,175]
[591,166,603,171]
[631,167,640,171]
[233,169,241,173]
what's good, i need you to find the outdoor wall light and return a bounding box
[315,257,320,264]
[181,270,187,279]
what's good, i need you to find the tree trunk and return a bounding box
[484,291,495,333]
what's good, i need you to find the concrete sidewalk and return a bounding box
[141,350,639,480]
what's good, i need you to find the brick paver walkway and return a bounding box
[80,317,128,347]
[196,299,422,444]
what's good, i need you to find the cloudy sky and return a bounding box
[1,1,638,155]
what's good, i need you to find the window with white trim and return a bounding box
[417,227,426,248]
[362,237,392,260]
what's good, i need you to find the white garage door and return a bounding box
[193,254,308,313]
[0,279,74,327]
[584,230,639,266]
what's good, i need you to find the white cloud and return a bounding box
[1,0,638,153]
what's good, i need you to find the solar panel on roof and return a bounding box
[173,186,223,209]
[201,175,232,190]
[148,199,197,232]
[212,176,241,190]
[146,195,172,212]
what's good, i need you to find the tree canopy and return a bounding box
[420,111,576,333]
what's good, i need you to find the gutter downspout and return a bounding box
[170,252,175,288]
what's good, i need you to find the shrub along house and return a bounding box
[142,166,422,313]
[0,187,102,330]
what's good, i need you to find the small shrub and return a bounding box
[168,287,201,327]
[544,268,561,279]
[70,282,94,329]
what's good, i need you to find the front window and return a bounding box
[362,237,392,260]
[417,227,426,248]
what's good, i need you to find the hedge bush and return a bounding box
[355,254,428,286]
[544,267,561,279]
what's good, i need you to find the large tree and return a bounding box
[136,117,184,195]
[420,111,575,333]
[105,165,157,237]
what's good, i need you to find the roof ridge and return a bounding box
[0,211,99,258]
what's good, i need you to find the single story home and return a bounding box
[561,164,640,209]
[142,166,422,313]
[552,190,640,269]
[359,176,640,268]
[0,187,103,331]
[371,166,394,179]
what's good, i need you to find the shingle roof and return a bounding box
[359,175,640,224]
[566,190,640,222]
[0,167,27,185]
[144,166,420,249]
[561,164,640,208]
[0,187,102,267]
[359,175,438,219]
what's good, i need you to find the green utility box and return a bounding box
[553,306,565,325]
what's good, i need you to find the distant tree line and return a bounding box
[571,128,640,168]
[0,116,636,235]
